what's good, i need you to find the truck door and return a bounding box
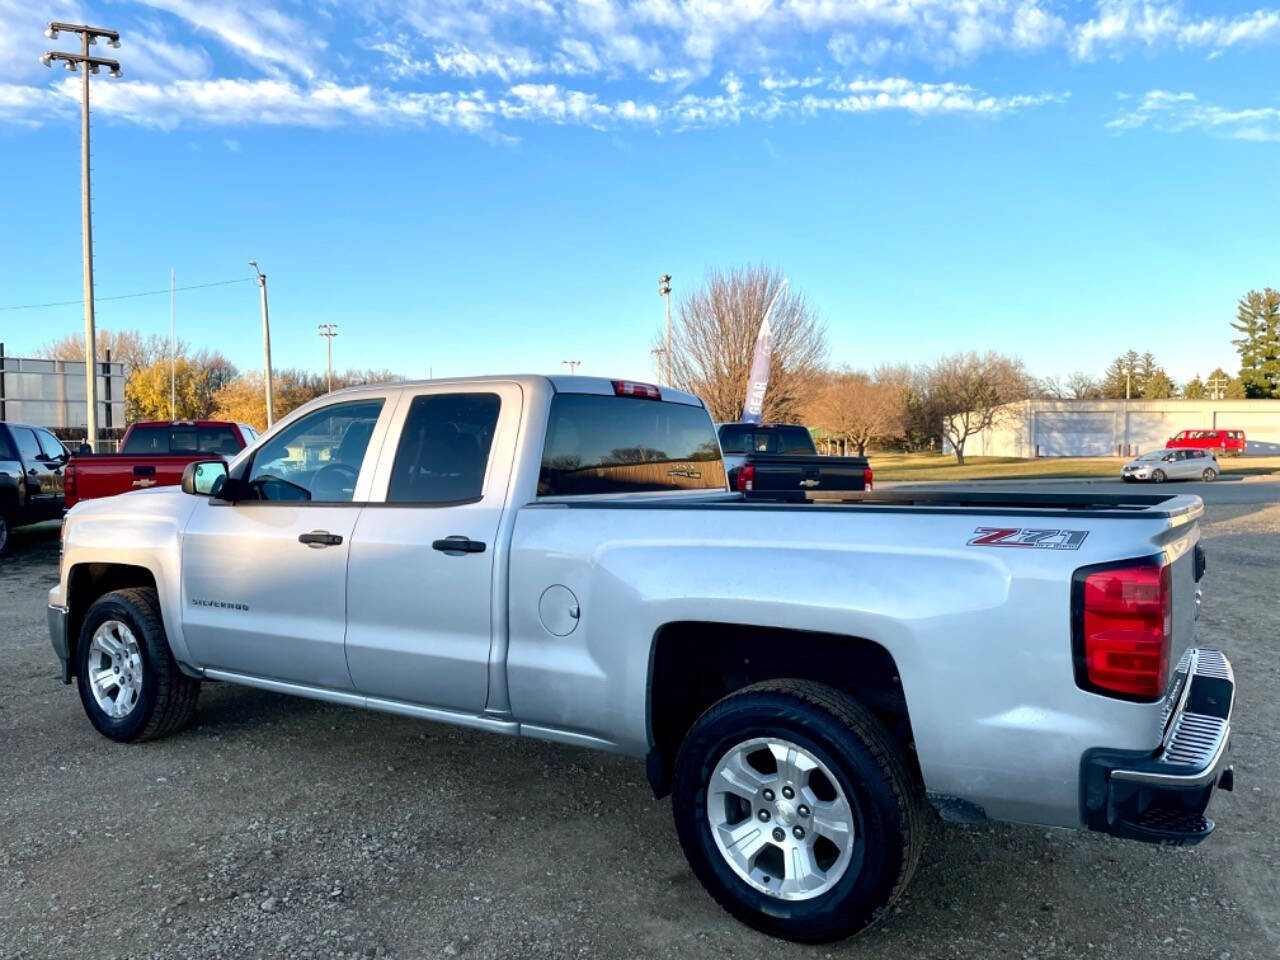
[11,427,59,518]
[344,382,522,712]
[180,396,393,690]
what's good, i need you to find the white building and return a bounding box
[955,399,1280,458]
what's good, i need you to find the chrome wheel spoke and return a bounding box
[713,748,769,801]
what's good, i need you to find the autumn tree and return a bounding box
[808,367,906,456]
[920,351,1030,465]
[662,264,827,423]
[124,350,238,421]
[212,368,401,431]
[1231,288,1280,398]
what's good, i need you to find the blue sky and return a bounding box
[2,1,1279,386]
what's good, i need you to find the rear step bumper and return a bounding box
[1081,648,1235,846]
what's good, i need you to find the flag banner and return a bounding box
[740,279,786,424]
[741,314,772,424]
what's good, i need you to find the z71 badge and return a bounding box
[967,527,1089,550]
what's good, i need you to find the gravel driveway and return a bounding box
[2,489,1277,960]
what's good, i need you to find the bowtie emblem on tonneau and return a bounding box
[967,527,1090,550]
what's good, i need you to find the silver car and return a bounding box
[1122,447,1219,483]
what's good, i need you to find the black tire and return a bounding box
[1151,469,1166,483]
[672,680,927,943]
[76,588,200,743]
[1202,468,1217,482]
[0,510,10,556]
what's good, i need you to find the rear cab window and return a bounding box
[539,394,726,496]
[121,426,170,454]
[717,424,816,456]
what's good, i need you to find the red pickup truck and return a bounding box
[64,420,258,509]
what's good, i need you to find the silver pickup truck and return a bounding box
[48,375,1235,943]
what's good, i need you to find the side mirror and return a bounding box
[181,460,228,497]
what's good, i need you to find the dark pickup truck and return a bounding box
[717,422,872,500]
[64,420,257,509]
[0,421,69,554]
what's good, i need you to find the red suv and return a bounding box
[1166,429,1245,457]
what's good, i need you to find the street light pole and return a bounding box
[318,323,338,393]
[43,21,122,451]
[561,360,581,375]
[658,274,672,386]
[249,261,275,426]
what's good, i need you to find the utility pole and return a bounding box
[42,21,122,451]
[318,323,338,393]
[651,348,667,383]
[658,274,672,386]
[561,360,581,375]
[169,268,176,420]
[1207,375,1229,400]
[249,261,275,426]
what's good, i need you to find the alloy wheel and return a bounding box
[86,620,144,719]
[707,737,856,901]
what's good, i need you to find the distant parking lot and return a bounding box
[2,482,1278,960]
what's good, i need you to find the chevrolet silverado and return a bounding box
[48,375,1234,942]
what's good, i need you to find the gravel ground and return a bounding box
[2,489,1277,960]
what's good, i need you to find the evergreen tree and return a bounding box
[1101,350,1142,399]
[1231,288,1280,398]
[1142,368,1177,399]
[1183,374,1206,399]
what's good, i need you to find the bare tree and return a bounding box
[662,264,827,423]
[922,351,1030,465]
[1066,371,1102,399]
[808,367,906,456]
[39,328,185,380]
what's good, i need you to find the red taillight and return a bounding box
[863,466,873,491]
[735,464,755,492]
[64,462,77,502]
[612,380,662,400]
[1077,562,1171,699]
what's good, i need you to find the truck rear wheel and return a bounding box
[0,510,10,556]
[671,680,927,942]
[75,588,200,743]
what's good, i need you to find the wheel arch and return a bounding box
[645,622,919,799]
[65,563,159,679]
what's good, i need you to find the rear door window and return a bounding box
[540,394,725,496]
[12,427,43,463]
[387,393,501,503]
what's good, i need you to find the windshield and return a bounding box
[1137,451,1168,461]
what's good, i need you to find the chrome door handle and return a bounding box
[299,530,343,547]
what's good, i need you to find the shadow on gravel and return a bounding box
[0,520,61,579]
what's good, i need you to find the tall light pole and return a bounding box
[169,268,176,420]
[318,323,338,393]
[561,360,581,375]
[658,274,672,386]
[249,260,275,426]
[42,21,122,451]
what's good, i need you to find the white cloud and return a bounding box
[1108,89,1280,141]
[1074,2,1280,60]
[134,0,326,79]
[0,69,1065,134]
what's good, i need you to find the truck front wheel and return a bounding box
[75,588,200,743]
[671,680,926,942]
